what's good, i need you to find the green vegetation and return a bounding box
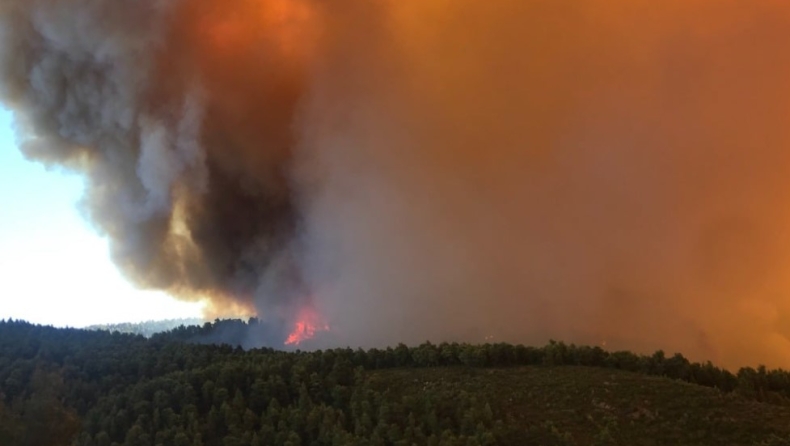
[1,318,789,445]
[86,319,204,338]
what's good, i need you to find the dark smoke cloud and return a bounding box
[0,0,310,337]
[3,0,790,367]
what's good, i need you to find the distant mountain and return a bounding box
[85,318,204,338]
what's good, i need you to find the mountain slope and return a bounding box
[2,319,790,445]
[370,366,790,445]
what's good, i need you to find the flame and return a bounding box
[285,304,329,346]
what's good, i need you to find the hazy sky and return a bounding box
[0,108,204,327]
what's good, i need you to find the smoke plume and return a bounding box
[3,0,790,367]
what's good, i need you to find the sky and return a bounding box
[0,108,205,327]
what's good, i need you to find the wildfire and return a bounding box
[285,304,329,346]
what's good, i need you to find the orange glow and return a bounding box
[284,304,329,346]
[264,0,316,57]
[203,0,317,61]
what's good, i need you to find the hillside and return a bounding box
[86,319,205,338]
[371,367,790,445]
[1,319,789,445]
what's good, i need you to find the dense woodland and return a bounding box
[87,319,204,338]
[1,319,790,445]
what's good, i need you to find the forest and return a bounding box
[2,318,790,445]
[86,320,204,338]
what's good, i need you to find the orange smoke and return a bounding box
[7,0,790,368]
[295,0,790,369]
[201,0,317,61]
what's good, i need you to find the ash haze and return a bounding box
[0,108,204,327]
[2,0,790,368]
